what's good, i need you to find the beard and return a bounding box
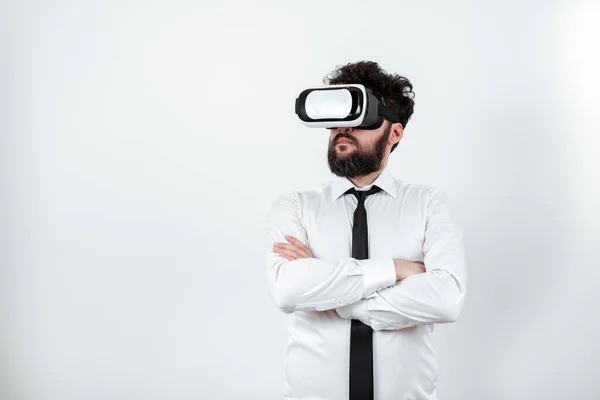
[327,124,391,178]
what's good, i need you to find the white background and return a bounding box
[1,1,599,399]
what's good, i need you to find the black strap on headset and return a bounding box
[378,105,402,124]
[370,91,402,125]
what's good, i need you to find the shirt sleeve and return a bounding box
[335,188,468,330]
[265,191,397,314]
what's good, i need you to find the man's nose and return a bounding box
[336,127,354,133]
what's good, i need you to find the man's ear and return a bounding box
[390,122,403,146]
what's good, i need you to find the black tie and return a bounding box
[344,184,383,400]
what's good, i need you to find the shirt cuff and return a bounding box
[361,259,397,298]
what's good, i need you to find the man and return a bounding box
[265,61,467,400]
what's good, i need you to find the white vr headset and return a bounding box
[295,84,401,130]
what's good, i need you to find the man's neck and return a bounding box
[348,163,387,189]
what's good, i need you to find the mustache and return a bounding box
[333,134,356,145]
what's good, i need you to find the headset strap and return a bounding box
[369,91,402,125]
[378,104,402,125]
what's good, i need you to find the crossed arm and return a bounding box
[264,189,467,331]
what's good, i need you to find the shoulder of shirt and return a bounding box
[292,180,332,203]
[391,178,444,200]
[269,179,337,205]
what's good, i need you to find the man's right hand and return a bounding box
[393,259,426,281]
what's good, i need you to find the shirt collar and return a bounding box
[330,164,397,202]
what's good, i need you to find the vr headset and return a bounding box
[295,84,401,130]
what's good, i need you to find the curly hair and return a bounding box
[323,61,415,153]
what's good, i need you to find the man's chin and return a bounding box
[331,154,352,164]
[334,147,356,156]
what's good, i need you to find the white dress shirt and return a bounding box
[264,163,467,400]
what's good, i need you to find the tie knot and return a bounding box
[344,185,382,202]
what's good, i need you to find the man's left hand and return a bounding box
[273,235,314,260]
